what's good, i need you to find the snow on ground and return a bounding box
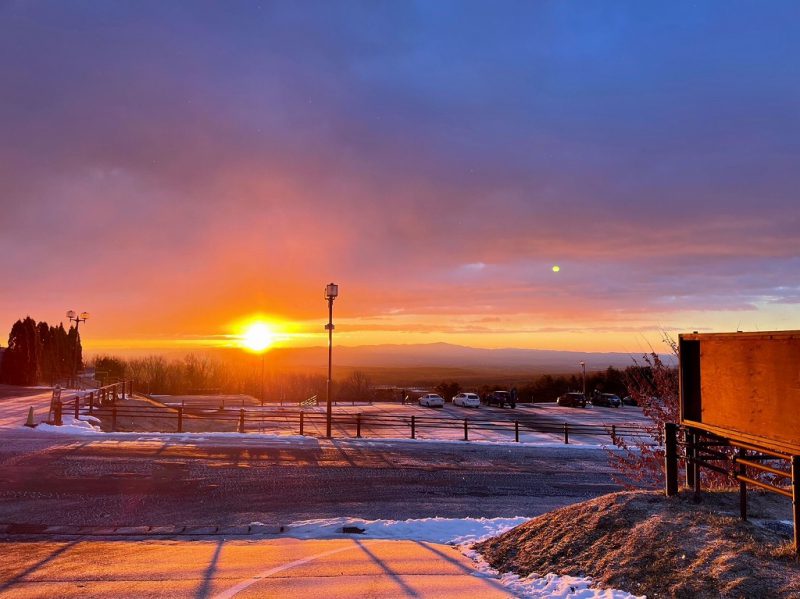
[34,415,101,434]
[280,516,643,599]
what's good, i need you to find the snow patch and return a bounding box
[35,415,102,434]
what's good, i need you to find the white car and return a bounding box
[452,392,481,408]
[418,393,445,408]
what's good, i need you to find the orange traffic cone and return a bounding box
[24,407,36,428]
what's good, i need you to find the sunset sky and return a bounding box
[1,1,799,355]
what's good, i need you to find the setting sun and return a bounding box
[241,322,274,352]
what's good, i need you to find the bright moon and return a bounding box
[242,323,274,351]
[552,265,560,272]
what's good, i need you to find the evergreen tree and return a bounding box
[0,317,41,385]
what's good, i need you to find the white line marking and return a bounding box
[211,540,381,599]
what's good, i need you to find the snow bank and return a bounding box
[35,415,102,435]
[284,515,529,544]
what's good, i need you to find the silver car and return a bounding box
[452,392,481,408]
[418,393,445,408]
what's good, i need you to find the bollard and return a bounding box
[356,413,362,438]
[515,420,519,443]
[411,415,416,439]
[300,411,304,436]
[563,422,569,444]
[664,422,678,496]
[177,406,183,433]
[111,405,117,431]
[74,396,80,419]
[54,400,63,426]
[239,409,245,433]
[464,418,469,441]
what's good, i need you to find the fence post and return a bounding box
[611,424,616,443]
[411,415,415,439]
[356,413,362,438]
[74,396,80,420]
[128,380,133,396]
[685,429,695,488]
[121,382,126,400]
[515,420,519,443]
[54,400,63,426]
[738,447,747,520]
[111,405,117,432]
[300,411,304,436]
[792,455,800,556]
[239,409,245,433]
[563,422,569,444]
[464,418,468,441]
[177,406,183,433]
[89,392,94,415]
[664,422,678,496]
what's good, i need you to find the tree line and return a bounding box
[0,316,83,385]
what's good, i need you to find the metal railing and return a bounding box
[56,400,649,445]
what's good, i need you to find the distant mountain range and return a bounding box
[265,342,666,373]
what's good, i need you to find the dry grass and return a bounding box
[475,490,800,598]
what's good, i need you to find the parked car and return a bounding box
[452,392,481,408]
[485,390,515,408]
[556,392,587,408]
[622,395,638,406]
[418,393,445,408]
[591,393,622,408]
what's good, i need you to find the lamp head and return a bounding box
[80,312,90,320]
[66,310,76,320]
[325,283,339,299]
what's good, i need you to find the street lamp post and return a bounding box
[579,361,586,399]
[324,283,339,438]
[67,310,89,388]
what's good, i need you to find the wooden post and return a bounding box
[89,392,94,415]
[121,382,126,400]
[177,406,183,433]
[411,415,416,439]
[611,424,616,442]
[300,411,304,436]
[74,396,80,419]
[563,422,569,444]
[111,405,117,432]
[356,413,362,438]
[464,418,468,441]
[738,447,747,520]
[792,455,800,556]
[239,409,245,433]
[664,422,678,496]
[515,420,519,443]
[685,429,696,488]
[54,400,63,426]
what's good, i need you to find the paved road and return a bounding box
[0,538,511,598]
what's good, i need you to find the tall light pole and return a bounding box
[324,283,339,438]
[579,361,586,398]
[67,310,89,387]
